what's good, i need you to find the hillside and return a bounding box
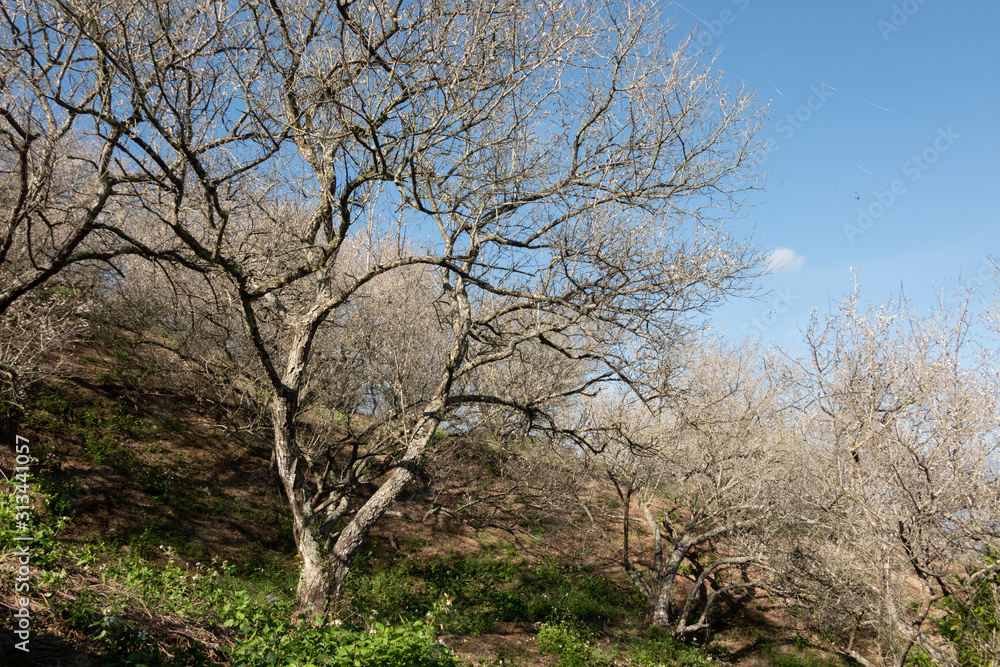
[5,2,1000,664]
[1,329,856,667]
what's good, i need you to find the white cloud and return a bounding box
[765,247,806,274]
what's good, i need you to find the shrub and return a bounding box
[941,551,1000,667]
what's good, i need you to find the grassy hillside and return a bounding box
[2,333,857,666]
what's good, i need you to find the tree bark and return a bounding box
[651,542,690,628]
[270,394,330,615]
[325,414,441,599]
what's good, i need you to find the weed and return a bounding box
[136,465,173,498]
[536,622,617,667]
[401,537,429,552]
[753,638,848,667]
[1,476,459,667]
[223,595,461,666]
[600,492,623,509]
[476,647,526,666]
[344,550,641,637]
[625,628,718,667]
[902,648,935,667]
[84,433,129,465]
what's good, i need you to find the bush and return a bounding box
[941,551,1000,666]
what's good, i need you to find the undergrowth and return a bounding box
[0,381,866,666]
[1,480,460,666]
[344,544,643,634]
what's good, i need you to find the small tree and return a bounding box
[580,340,796,636]
[0,285,88,402]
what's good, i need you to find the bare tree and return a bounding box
[32,0,767,614]
[0,285,89,401]
[0,0,213,398]
[579,340,795,636]
[785,284,1000,666]
[0,1,142,317]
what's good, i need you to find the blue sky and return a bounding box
[667,1,1000,342]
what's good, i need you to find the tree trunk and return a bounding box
[270,394,330,616]
[325,414,442,599]
[272,383,446,613]
[651,543,690,629]
[296,552,331,616]
[278,273,469,615]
